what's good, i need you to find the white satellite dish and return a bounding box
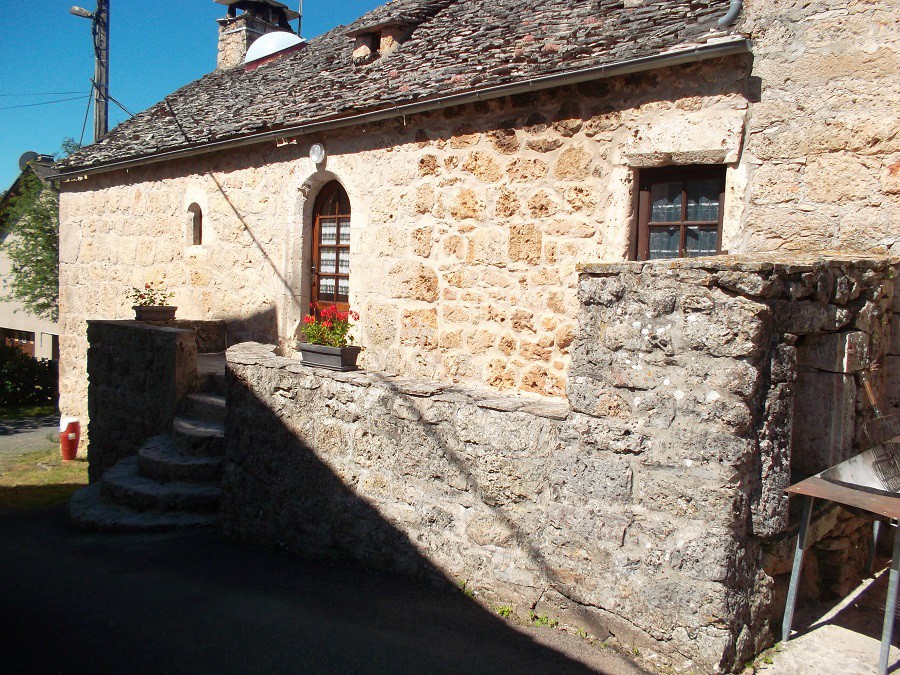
[18,151,39,171]
[244,31,306,65]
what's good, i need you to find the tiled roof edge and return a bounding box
[51,37,751,182]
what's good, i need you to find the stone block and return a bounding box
[549,448,633,503]
[791,368,856,478]
[682,296,770,359]
[796,331,869,374]
[388,262,439,302]
[772,301,853,335]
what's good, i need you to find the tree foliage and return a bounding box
[0,342,58,406]
[0,139,79,323]
[2,172,59,321]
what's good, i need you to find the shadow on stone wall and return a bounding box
[221,344,701,670]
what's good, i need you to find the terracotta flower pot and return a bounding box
[297,342,361,371]
[133,305,177,321]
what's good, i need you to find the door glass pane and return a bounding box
[337,278,349,303]
[320,219,337,245]
[338,218,351,245]
[685,226,718,257]
[319,277,336,299]
[650,182,682,223]
[337,249,349,274]
[648,226,680,259]
[319,248,337,274]
[686,179,721,222]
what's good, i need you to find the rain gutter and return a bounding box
[51,37,751,182]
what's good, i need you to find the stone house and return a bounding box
[57,0,900,672]
[0,155,60,359]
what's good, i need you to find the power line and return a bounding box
[0,95,89,111]
[0,90,84,98]
[78,87,94,147]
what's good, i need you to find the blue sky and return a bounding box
[0,0,383,189]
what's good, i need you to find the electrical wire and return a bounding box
[0,90,84,97]
[0,95,89,111]
[78,85,94,147]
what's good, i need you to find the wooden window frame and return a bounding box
[311,181,351,312]
[635,165,726,261]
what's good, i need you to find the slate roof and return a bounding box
[58,0,741,174]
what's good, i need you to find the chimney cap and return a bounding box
[214,0,300,22]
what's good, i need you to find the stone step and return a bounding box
[172,416,224,457]
[101,457,221,512]
[196,368,227,395]
[184,392,226,424]
[68,483,216,532]
[137,435,224,483]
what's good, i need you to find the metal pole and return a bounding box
[782,496,815,643]
[878,522,900,675]
[93,0,109,140]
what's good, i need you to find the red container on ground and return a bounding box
[60,417,80,461]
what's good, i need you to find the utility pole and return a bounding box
[70,0,109,141]
[93,0,109,141]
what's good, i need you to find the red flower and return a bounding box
[302,315,315,324]
[350,311,360,321]
[322,320,333,329]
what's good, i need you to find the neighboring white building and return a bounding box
[0,156,59,360]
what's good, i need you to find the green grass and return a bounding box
[529,611,558,628]
[0,445,87,511]
[0,404,57,421]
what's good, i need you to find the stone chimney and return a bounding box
[215,1,298,70]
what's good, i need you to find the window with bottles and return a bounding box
[311,181,351,310]
[636,166,725,261]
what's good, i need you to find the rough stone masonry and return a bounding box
[220,252,899,673]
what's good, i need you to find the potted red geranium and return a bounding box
[129,282,176,321]
[297,304,361,371]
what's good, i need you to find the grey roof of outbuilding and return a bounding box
[58,0,740,173]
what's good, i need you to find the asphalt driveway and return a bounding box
[0,505,645,674]
[0,415,57,457]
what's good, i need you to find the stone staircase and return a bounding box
[68,358,227,531]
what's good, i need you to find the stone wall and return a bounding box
[739,0,900,254]
[221,253,898,673]
[86,321,196,479]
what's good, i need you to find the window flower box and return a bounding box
[297,342,361,371]
[133,305,177,321]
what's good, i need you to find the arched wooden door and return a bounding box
[311,181,351,311]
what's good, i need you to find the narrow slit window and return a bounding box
[636,166,725,261]
[188,203,203,246]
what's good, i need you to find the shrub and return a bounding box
[0,343,58,406]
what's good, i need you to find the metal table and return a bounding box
[783,476,900,675]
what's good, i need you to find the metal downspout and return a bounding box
[717,0,743,28]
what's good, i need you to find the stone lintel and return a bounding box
[797,331,869,374]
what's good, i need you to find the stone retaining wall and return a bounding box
[222,254,898,672]
[86,321,197,480]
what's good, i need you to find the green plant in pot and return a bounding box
[129,282,176,321]
[297,304,361,371]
